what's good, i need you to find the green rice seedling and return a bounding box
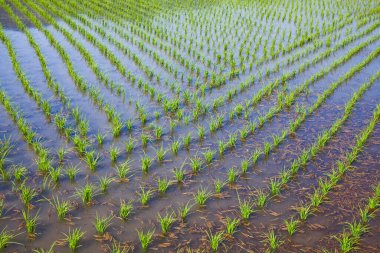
[225,217,239,235]
[228,134,237,148]
[240,127,249,141]
[97,131,105,145]
[125,138,135,153]
[171,139,181,155]
[13,165,27,181]
[139,187,153,206]
[214,179,227,194]
[154,126,162,140]
[197,126,205,140]
[78,119,89,136]
[0,227,18,249]
[48,195,71,220]
[75,183,95,204]
[334,233,356,253]
[264,142,272,156]
[173,165,185,183]
[183,133,191,149]
[284,218,298,236]
[157,212,176,234]
[310,190,324,207]
[157,177,171,194]
[256,190,268,209]
[94,213,113,235]
[57,147,66,163]
[125,119,133,132]
[115,160,131,180]
[178,201,193,222]
[156,146,166,163]
[108,240,129,253]
[194,187,212,206]
[63,228,85,251]
[170,120,177,134]
[137,229,155,251]
[119,200,133,220]
[109,145,120,163]
[238,197,254,220]
[241,160,249,174]
[141,155,152,173]
[85,151,100,171]
[99,176,113,193]
[19,183,37,207]
[32,242,56,253]
[346,220,368,239]
[252,149,262,164]
[66,164,79,182]
[190,156,202,174]
[49,166,62,183]
[272,134,281,148]
[206,230,224,252]
[265,230,281,251]
[367,196,379,210]
[218,141,227,156]
[228,168,237,184]
[299,205,312,221]
[204,149,215,164]
[22,209,39,234]
[270,179,282,196]
[359,207,373,223]
[141,134,149,148]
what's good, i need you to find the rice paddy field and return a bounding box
[0,0,380,252]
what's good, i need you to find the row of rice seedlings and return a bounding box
[331,183,380,253]
[283,84,380,236]
[12,0,125,137]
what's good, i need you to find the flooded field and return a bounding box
[0,0,380,252]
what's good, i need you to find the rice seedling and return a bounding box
[139,186,153,206]
[99,175,113,193]
[32,242,56,253]
[94,213,113,235]
[75,183,96,204]
[125,138,135,153]
[137,228,155,251]
[115,160,131,180]
[119,200,133,220]
[19,183,37,207]
[22,209,39,234]
[214,179,227,194]
[0,199,4,217]
[225,217,239,235]
[194,187,212,206]
[206,230,224,252]
[228,168,237,184]
[237,194,254,220]
[284,218,298,236]
[141,155,152,173]
[256,190,268,209]
[48,195,71,220]
[13,165,27,181]
[157,211,176,234]
[171,139,181,155]
[189,156,202,174]
[203,149,215,164]
[63,228,85,251]
[299,205,312,221]
[66,164,79,182]
[197,126,205,140]
[334,233,356,253]
[241,160,249,174]
[178,201,193,222]
[0,227,18,249]
[157,177,171,194]
[265,229,281,251]
[109,145,120,163]
[84,151,100,171]
[270,179,282,196]
[155,146,166,163]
